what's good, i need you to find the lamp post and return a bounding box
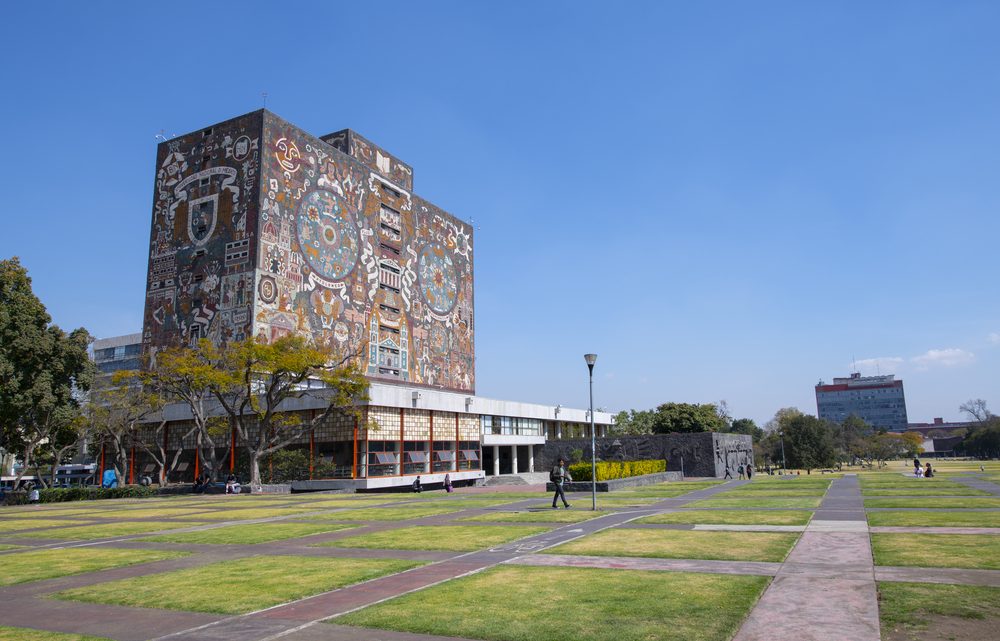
[584,353,597,510]
[780,432,786,473]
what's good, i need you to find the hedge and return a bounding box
[38,486,159,503]
[567,459,667,482]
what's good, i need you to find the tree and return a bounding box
[960,399,993,424]
[963,418,1000,458]
[0,257,94,486]
[651,403,727,434]
[209,335,369,491]
[729,418,763,441]
[782,414,836,473]
[764,407,803,434]
[900,432,925,458]
[833,415,874,465]
[610,409,655,435]
[87,372,164,482]
[140,341,233,483]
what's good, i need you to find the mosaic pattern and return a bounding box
[142,110,474,392]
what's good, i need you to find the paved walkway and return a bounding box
[732,476,881,641]
[5,474,1000,641]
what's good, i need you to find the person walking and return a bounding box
[550,458,572,509]
[738,465,745,480]
[444,473,453,493]
[412,476,422,493]
[746,464,753,480]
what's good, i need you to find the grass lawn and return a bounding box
[173,507,320,521]
[711,488,827,498]
[302,506,464,521]
[878,582,1000,640]
[687,497,821,509]
[319,525,550,552]
[137,522,358,544]
[458,509,609,523]
[1,548,185,586]
[638,510,812,526]
[418,498,523,508]
[90,507,218,519]
[863,498,1000,509]
[871,534,1000,570]
[0,519,92,534]
[522,497,658,509]
[336,565,770,641]
[0,627,111,641]
[868,510,1000,528]
[861,487,990,496]
[32,521,208,540]
[0,544,22,551]
[546,529,799,562]
[54,555,421,614]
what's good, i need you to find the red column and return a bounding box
[129,445,135,484]
[309,428,315,480]
[429,410,434,474]
[352,417,358,479]
[99,444,106,479]
[229,423,236,472]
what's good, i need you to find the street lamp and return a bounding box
[584,353,597,510]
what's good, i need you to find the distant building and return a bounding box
[905,417,976,436]
[815,373,908,432]
[91,333,142,376]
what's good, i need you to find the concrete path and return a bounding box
[732,475,881,641]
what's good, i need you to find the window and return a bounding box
[380,242,401,256]
[379,282,400,294]
[379,325,400,335]
[380,303,400,314]
[367,441,400,476]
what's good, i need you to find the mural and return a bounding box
[143,111,262,354]
[255,113,474,392]
[143,110,475,393]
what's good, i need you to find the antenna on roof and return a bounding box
[261,91,268,108]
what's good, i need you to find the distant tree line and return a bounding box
[612,397,1000,473]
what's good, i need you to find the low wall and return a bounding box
[545,470,683,493]
[539,432,753,478]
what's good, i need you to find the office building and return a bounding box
[815,373,908,432]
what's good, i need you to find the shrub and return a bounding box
[38,486,158,503]
[568,459,667,482]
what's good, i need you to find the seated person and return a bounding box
[225,473,238,495]
[412,476,422,493]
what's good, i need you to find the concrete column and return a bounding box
[493,445,500,476]
[528,445,535,473]
[556,422,562,439]
[512,445,519,474]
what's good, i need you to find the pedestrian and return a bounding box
[550,458,572,509]
[724,466,733,480]
[28,484,40,505]
[444,473,453,493]
[924,463,934,478]
[746,464,753,480]
[412,475,422,493]
[738,465,745,480]
[225,473,238,495]
[913,457,921,476]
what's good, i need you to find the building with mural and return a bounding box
[135,110,615,489]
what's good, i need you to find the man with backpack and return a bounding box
[550,458,572,509]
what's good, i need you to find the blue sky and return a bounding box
[1,2,997,425]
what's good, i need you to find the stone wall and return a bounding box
[538,432,754,478]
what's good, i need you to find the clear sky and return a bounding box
[1,2,997,426]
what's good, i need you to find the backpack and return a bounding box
[549,467,559,483]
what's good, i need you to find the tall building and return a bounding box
[137,110,614,489]
[143,109,473,392]
[815,373,908,432]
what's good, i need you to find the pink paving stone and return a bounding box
[732,576,880,641]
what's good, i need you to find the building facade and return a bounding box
[143,110,473,393]
[92,333,143,376]
[815,373,908,432]
[136,111,617,489]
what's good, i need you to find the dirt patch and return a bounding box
[884,614,999,641]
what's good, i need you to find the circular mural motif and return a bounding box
[258,275,278,304]
[417,244,458,315]
[296,190,359,282]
